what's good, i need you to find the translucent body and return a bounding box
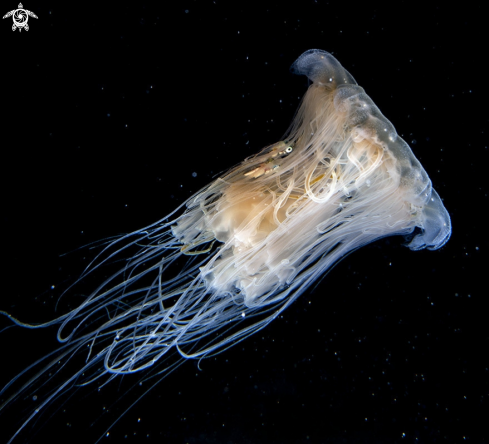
[0,49,451,441]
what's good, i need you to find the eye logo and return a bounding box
[2,3,37,32]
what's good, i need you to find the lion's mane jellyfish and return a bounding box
[0,49,451,440]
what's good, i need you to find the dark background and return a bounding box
[0,2,486,443]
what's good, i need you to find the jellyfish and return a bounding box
[0,49,451,442]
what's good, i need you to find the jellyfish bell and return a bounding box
[0,49,451,441]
